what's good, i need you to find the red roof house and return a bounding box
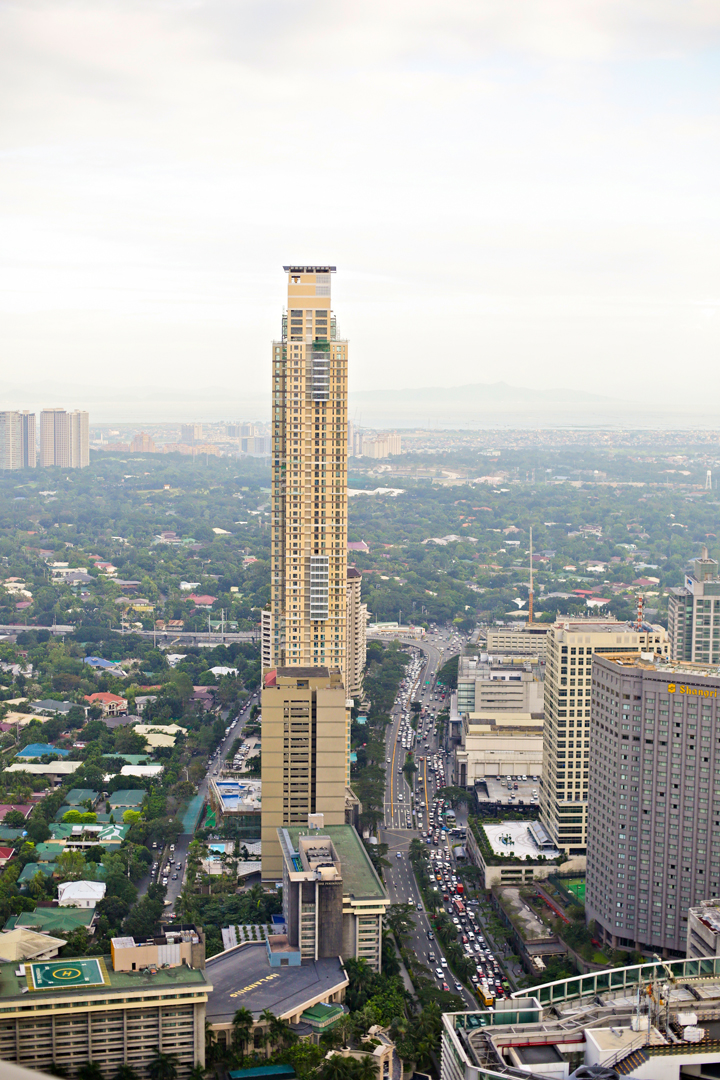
[84,692,128,717]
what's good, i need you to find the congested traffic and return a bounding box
[380,627,511,1004]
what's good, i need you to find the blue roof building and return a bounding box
[16,744,71,759]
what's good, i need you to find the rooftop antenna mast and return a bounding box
[528,526,534,625]
[636,593,644,631]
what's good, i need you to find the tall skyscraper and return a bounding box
[586,655,720,955]
[539,618,669,856]
[668,547,720,664]
[261,266,352,881]
[0,411,36,470]
[267,266,348,670]
[40,409,89,468]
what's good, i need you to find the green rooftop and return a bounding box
[49,822,129,844]
[0,827,24,842]
[0,953,210,1003]
[300,1002,344,1029]
[282,825,387,901]
[108,789,146,807]
[64,789,99,805]
[35,843,65,861]
[5,907,95,934]
[17,862,56,884]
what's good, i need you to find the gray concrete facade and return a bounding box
[586,655,720,955]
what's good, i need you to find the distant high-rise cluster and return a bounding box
[40,409,89,468]
[348,427,401,458]
[0,408,89,470]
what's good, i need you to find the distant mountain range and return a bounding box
[0,378,718,429]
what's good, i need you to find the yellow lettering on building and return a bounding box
[669,684,716,698]
[229,973,281,999]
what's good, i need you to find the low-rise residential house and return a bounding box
[58,880,107,908]
[84,692,127,716]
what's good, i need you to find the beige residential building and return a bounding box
[261,667,348,881]
[539,618,669,858]
[485,624,549,658]
[360,432,401,459]
[267,265,348,672]
[40,409,68,467]
[40,409,89,468]
[345,566,368,700]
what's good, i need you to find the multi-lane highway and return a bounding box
[376,627,479,1006]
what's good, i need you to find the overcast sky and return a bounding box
[1,0,719,411]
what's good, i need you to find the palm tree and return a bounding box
[232,1006,254,1054]
[334,1013,353,1049]
[319,1053,353,1080]
[351,1054,379,1080]
[147,1050,178,1080]
[268,1012,297,1049]
[188,1067,206,1080]
[112,1066,140,1080]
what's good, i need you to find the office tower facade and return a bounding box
[261,667,348,880]
[539,619,669,856]
[267,266,348,671]
[40,409,89,468]
[586,656,720,955]
[668,547,720,664]
[345,566,368,700]
[0,410,36,470]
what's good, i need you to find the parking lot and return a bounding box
[477,775,540,807]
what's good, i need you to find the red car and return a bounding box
[442,981,449,992]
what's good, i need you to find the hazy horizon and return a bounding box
[1,2,719,409]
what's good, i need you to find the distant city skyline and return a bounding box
[0,4,718,407]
